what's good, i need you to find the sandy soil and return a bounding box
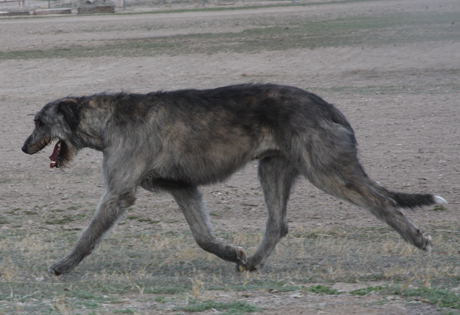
[1,0,459,313]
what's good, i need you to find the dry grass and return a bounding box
[1,223,460,313]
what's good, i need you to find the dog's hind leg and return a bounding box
[292,117,439,252]
[238,156,298,271]
[304,157,434,252]
[169,186,248,266]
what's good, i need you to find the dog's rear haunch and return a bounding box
[22,84,446,275]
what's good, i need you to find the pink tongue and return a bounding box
[49,141,61,168]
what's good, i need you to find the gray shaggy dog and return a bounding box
[22,84,446,275]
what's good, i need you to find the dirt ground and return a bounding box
[1,0,459,314]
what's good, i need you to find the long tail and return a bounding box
[381,188,447,210]
[294,110,448,251]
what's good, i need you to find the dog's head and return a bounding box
[22,98,80,168]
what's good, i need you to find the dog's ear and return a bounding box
[57,99,80,131]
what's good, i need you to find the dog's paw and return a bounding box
[235,256,262,272]
[422,235,432,254]
[236,263,259,272]
[234,246,247,265]
[234,246,254,272]
[49,258,74,276]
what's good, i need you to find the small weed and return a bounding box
[264,282,299,293]
[349,286,384,296]
[78,300,100,309]
[138,218,160,224]
[191,276,205,299]
[124,216,160,224]
[306,232,320,238]
[304,285,342,295]
[45,216,74,224]
[144,285,189,295]
[179,300,257,314]
[52,294,74,314]
[66,287,120,309]
[113,309,136,314]
[433,205,447,211]
[6,208,20,214]
[230,281,298,293]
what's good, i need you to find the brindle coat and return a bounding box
[22,84,446,275]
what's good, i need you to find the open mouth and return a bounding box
[23,135,71,168]
[49,140,66,168]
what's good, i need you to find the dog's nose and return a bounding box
[21,144,29,154]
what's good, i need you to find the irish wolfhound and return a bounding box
[22,84,446,275]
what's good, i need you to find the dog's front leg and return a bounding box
[49,190,136,275]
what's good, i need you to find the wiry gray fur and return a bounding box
[22,84,446,275]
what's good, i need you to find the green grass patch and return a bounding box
[228,281,299,293]
[96,283,189,295]
[304,285,342,295]
[389,286,460,309]
[179,300,257,314]
[138,218,160,224]
[433,205,447,211]
[113,309,137,314]
[45,215,74,224]
[349,286,384,296]
[1,11,458,60]
[155,296,166,303]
